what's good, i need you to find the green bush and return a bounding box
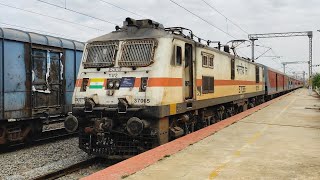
[312,73,320,88]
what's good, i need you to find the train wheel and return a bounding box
[210,116,217,124]
[237,105,244,113]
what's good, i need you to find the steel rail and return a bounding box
[32,157,100,180]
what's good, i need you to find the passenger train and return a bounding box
[66,18,303,159]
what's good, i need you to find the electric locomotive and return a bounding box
[67,18,297,159]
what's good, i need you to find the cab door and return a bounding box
[184,43,194,100]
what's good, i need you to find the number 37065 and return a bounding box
[134,98,150,103]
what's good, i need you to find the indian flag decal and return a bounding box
[89,78,105,89]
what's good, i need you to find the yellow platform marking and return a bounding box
[209,163,227,179]
[246,132,262,144]
[208,93,299,180]
[233,150,241,157]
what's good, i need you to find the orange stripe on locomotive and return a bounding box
[76,78,264,88]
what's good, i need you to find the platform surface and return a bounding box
[126,89,320,180]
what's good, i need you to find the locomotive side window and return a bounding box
[202,76,214,94]
[255,66,260,83]
[201,52,214,68]
[202,56,208,66]
[231,58,235,80]
[209,57,214,67]
[176,46,182,65]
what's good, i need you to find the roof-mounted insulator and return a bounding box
[115,25,121,31]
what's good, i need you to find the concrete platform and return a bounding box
[84,89,320,180]
[127,89,320,179]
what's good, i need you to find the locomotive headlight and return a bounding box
[140,77,148,92]
[108,81,114,88]
[115,80,120,88]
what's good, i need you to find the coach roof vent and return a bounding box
[122,17,164,29]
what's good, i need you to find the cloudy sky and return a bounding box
[1,0,319,78]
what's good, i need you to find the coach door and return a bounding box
[32,49,63,115]
[184,43,194,100]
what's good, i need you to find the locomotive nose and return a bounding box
[64,115,78,133]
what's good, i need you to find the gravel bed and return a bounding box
[0,137,89,179]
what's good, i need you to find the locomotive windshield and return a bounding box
[83,39,157,68]
[83,41,118,68]
[118,39,157,67]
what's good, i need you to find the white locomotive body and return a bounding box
[68,18,267,158]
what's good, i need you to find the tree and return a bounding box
[312,73,320,88]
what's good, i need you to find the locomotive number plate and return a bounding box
[134,98,151,104]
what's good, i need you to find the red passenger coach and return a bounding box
[264,66,302,99]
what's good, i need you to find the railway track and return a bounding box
[32,157,119,180]
[32,157,100,180]
[1,129,77,153]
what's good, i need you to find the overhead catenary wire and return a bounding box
[168,0,280,64]
[169,0,237,39]
[199,0,290,70]
[37,0,118,26]
[168,1,271,61]
[201,0,249,35]
[200,0,252,39]
[97,0,144,18]
[198,0,284,67]
[0,2,103,32]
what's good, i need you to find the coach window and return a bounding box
[176,46,182,65]
[202,76,214,94]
